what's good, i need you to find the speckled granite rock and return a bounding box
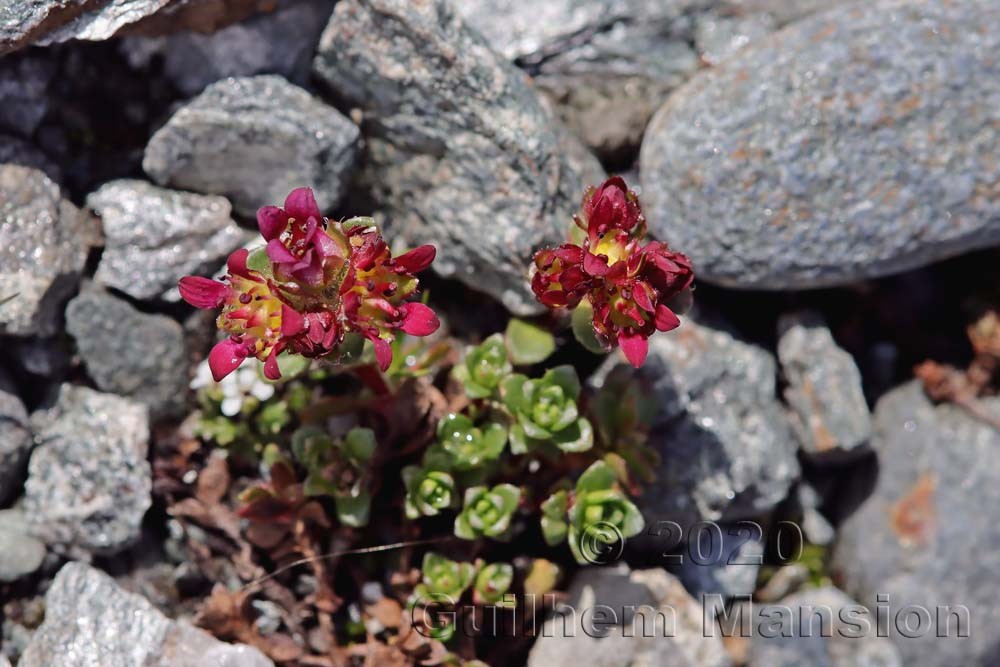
[89,180,248,301]
[19,562,274,667]
[0,370,31,505]
[747,587,902,667]
[833,381,1000,667]
[528,565,731,667]
[0,509,46,582]
[458,1,844,162]
[121,0,333,95]
[143,75,360,217]
[25,385,151,557]
[0,165,92,337]
[778,312,871,461]
[65,285,188,418]
[313,0,603,315]
[593,318,799,529]
[0,0,278,54]
[642,0,1000,289]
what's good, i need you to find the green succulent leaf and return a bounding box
[474,562,515,606]
[454,484,521,541]
[334,488,371,527]
[505,318,556,365]
[437,413,507,471]
[540,490,569,546]
[455,334,511,398]
[420,552,476,599]
[343,427,377,464]
[571,301,606,355]
[246,246,273,276]
[403,465,457,518]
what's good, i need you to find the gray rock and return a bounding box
[457,1,843,162]
[755,563,809,603]
[65,285,188,418]
[777,312,871,461]
[593,318,799,529]
[0,509,46,582]
[89,179,249,301]
[747,587,901,667]
[121,0,333,96]
[673,523,764,617]
[0,165,92,337]
[0,370,31,505]
[313,0,604,315]
[642,0,1000,290]
[833,381,1000,667]
[25,384,151,557]
[0,52,54,136]
[527,564,731,667]
[20,561,274,667]
[143,75,360,217]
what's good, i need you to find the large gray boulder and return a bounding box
[457,0,848,162]
[833,381,1000,667]
[746,586,902,667]
[25,385,151,557]
[19,562,273,667]
[313,0,605,315]
[527,565,731,667]
[777,312,872,462]
[143,75,361,217]
[0,165,93,337]
[641,0,1000,290]
[593,318,799,530]
[89,179,248,301]
[66,285,189,418]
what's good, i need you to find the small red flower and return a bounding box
[258,187,349,286]
[179,188,439,382]
[531,176,693,368]
[179,249,292,381]
[342,224,439,371]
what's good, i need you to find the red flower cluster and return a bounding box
[179,188,439,382]
[531,177,693,367]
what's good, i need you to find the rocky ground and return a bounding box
[1,0,999,666]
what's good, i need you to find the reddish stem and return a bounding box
[353,363,392,397]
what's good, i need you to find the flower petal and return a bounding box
[280,304,305,336]
[266,238,299,264]
[654,304,680,332]
[583,251,610,277]
[618,331,649,368]
[394,245,436,274]
[208,338,246,382]
[257,205,288,241]
[284,187,321,221]
[400,302,440,336]
[263,346,283,381]
[369,334,393,371]
[227,248,252,278]
[178,276,227,309]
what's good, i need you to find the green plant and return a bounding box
[290,426,376,527]
[502,366,593,455]
[454,484,521,541]
[402,466,457,518]
[473,562,514,607]
[452,333,511,398]
[566,460,644,564]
